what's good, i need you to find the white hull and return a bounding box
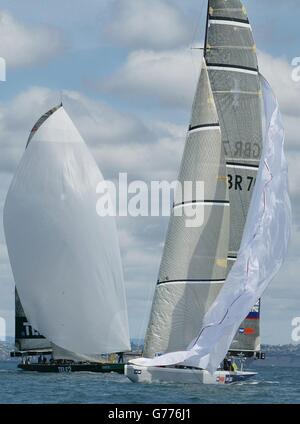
[125,365,257,385]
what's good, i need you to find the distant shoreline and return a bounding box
[1,341,300,366]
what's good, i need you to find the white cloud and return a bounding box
[258,51,300,157]
[104,0,190,50]
[258,52,300,204]
[0,85,186,185]
[0,10,65,67]
[258,51,300,120]
[100,49,201,109]
[262,223,300,344]
[286,152,300,203]
[0,86,153,173]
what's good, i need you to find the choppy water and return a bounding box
[0,361,299,404]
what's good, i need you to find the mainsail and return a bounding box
[144,60,230,357]
[205,0,263,354]
[4,106,130,359]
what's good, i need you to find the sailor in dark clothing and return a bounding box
[117,352,124,364]
[223,358,231,371]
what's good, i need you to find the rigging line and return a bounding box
[204,0,210,58]
[189,0,207,87]
[191,292,244,348]
[136,275,158,354]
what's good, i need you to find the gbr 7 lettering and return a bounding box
[228,174,255,191]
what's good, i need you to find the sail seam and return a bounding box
[207,63,258,75]
[189,123,219,131]
[208,16,249,25]
[209,19,251,29]
[188,126,220,135]
[173,200,229,209]
[227,162,259,170]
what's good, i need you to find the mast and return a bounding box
[203,1,210,58]
[205,0,263,357]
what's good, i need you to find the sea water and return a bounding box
[0,361,299,404]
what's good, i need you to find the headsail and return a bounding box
[143,60,230,358]
[4,106,130,358]
[131,77,291,372]
[205,0,263,354]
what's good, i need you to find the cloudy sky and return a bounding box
[0,0,299,345]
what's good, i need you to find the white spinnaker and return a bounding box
[4,107,130,357]
[51,343,104,363]
[131,78,291,373]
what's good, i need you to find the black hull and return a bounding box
[18,363,125,374]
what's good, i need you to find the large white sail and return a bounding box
[205,0,263,353]
[131,77,291,372]
[4,106,130,357]
[13,107,62,356]
[143,60,230,357]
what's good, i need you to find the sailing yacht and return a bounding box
[4,105,131,373]
[125,0,291,385]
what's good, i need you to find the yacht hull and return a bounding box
[125,365,257,385]
[18,363,124,374]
